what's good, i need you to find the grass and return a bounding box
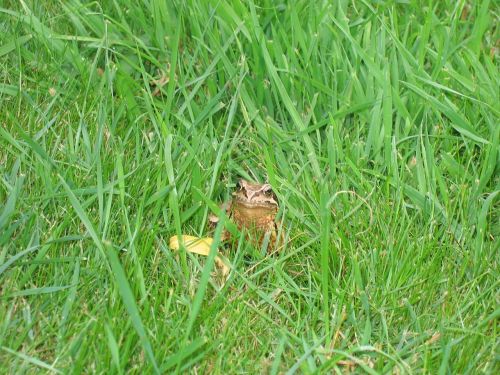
[0,0,498,373]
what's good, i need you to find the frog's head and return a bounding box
[234,179,277,206]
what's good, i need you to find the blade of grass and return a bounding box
[58,175,159,373]
[1,346,62,374]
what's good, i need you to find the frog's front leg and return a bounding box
[208,200,231,223]
[208,200,232,241]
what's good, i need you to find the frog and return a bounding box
[209,179,282,252]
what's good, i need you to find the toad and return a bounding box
[210,179,282,252]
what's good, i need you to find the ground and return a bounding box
[0,1,499,373]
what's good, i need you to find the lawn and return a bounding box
[0,1,499,373]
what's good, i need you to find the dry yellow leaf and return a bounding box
[169,235,229,275]
[169,235,212,255]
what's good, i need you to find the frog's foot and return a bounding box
[221,229,230,242]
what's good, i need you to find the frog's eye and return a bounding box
[261,183,272,192]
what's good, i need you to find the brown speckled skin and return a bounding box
[227,180,281,252]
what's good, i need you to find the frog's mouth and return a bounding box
[233,199,278,210]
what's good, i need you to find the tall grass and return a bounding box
[0,0,498,373]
